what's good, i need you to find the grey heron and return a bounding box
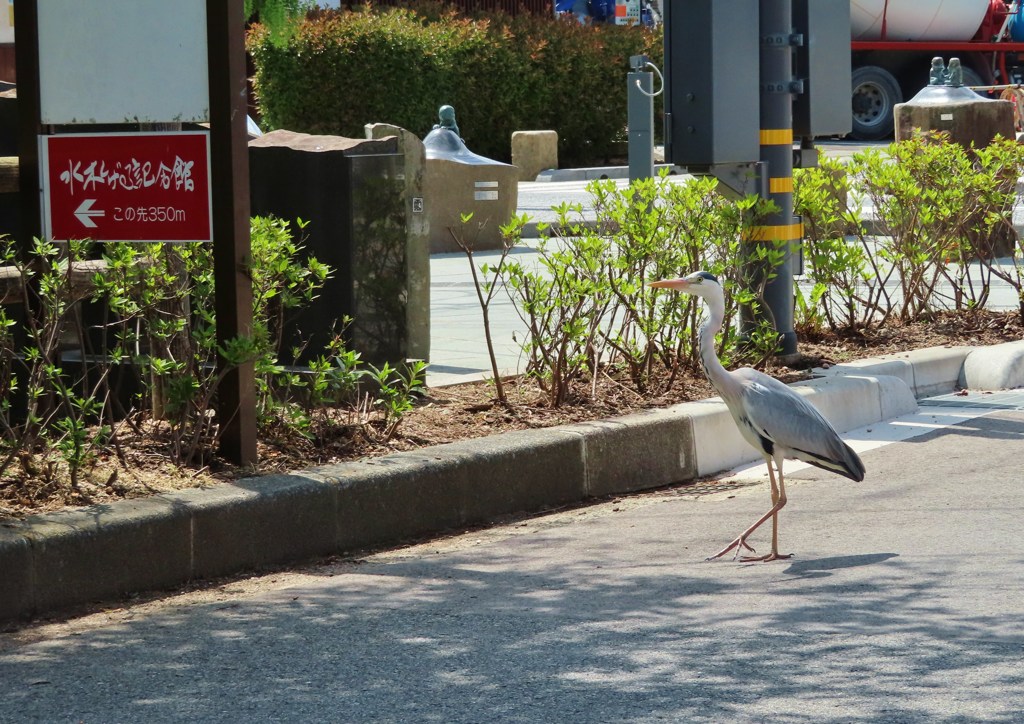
[649,271,865,562]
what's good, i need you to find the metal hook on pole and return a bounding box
[634,62,665,98]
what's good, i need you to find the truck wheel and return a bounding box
[851,66,902,140]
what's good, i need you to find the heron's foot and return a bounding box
[740,551,793,563]
[705,536,756,562]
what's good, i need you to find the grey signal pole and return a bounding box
[627,55,655,183]
[755,0,799,358]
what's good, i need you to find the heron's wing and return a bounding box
[734,368,864,480]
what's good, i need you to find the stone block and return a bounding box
[0,523,32,621]
[422,120,519,254]
[820,346,971,398]
[22,497,191,615]
[873,375,922,421]
[424,158,519,253]
[563,406,696,497]
[511,130,558,182]
[792,375,916,432]
[895,85,1015,149]
[901,346,973,397]
[249,130,408,365]
[365,122,430,362]
[813,357,915,393]
[682,397,759,476]
[959,340,1024,390]
[316,428,586,552]
[172,474,338,580]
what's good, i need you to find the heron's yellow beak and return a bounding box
[648,278,690,290]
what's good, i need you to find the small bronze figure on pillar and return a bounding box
[928,57,965,88]
[434,105,461,139]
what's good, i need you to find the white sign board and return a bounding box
[0,1,13,45]
[37,0,209,124]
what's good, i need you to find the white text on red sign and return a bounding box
[59,156,196,196]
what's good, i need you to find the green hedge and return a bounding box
[248,5,662,166]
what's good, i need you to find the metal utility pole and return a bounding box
[664,0,851,360]
[753,0,799,358]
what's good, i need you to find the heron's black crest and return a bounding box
[695,272,718,283]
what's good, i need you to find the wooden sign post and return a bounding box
[15,0,257,464]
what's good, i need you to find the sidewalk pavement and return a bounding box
[3,159,1024,623]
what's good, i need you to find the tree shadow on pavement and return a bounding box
[1,537,1021,723]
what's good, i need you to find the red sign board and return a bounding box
[41,132,213,243]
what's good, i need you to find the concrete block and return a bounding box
[813,357,915,391]
[901,346,973,397]
[422,120,519,254]
[250,130,408,365]
[873,374,921,420]
[424,157,519,253]
[0,522,32,621]
[683,398,760,477]
[792,374,916,431]
[511,130,558,182]
[562,406,696,497]
[791,376,881,432]
[172,474,338,580]
[21,497,191,615]
[455,429,586,518]
[365,122,430,362]
[895,85,1015,150]
[317,429,585,552]
[315,455,468,552]
[823,346,971,398]
[959,340,1024,390]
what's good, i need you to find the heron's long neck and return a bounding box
[697,296,732,394]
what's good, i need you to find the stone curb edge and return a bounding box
[2,343,1020,623]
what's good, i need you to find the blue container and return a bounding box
[1012,4,1024,41]
[590,0,615,22]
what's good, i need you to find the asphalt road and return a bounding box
[1,407,1022,722]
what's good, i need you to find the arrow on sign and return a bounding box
[74,199,105,228]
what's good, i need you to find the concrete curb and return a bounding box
[534,164,680,182]
[1,343,1021,623]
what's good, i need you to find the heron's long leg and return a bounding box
[741,458,792,562]
[706,459,789,562]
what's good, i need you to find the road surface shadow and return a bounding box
[783,552,900,579]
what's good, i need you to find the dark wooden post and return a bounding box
[14,0,41,249]
[207,0,257,465]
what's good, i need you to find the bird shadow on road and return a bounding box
[782,552,900,579]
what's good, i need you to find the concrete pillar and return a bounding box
[895,79,1017,257]
[249,130,409,366]
[422,124,518,254]
[511,130,558,182]
[366,123,430,362]
[895,86,1014,148]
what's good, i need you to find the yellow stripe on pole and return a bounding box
[743,222,804,241]
[759,128,793,145]
[769,176,793,194]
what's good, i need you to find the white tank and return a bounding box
[851,0,990,41]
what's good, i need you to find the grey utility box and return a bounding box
[792,0,853,137]
[663,0,760,169]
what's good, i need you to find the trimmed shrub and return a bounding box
[248,4,661,166]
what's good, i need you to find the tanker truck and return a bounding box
[851,0,1024,139]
